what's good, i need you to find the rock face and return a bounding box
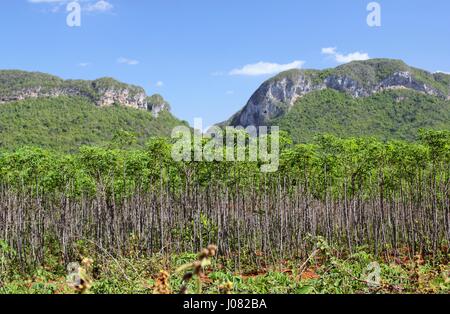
[0,86,150,109]
[228,59,450,127]
[146,94,171,118]
[95,88,147,109]
[377,71,442,96]
[0,86,87,104]
[231,74,325,127]
[0,70,170,116]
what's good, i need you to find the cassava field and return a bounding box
[0,131,449,294]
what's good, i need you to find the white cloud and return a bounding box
[156,81,164,87]
[117,57,139,66]
[321,47,337,55]
[226,90,234,95]
[436,70,450,75]
[229,60,304,76]
[335,52,370,63]
[85,1,113,12]
[322,47,370,64]
[28,0,66,9]
[78,62,91,67]
[28,0,113,14]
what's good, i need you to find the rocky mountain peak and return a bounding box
[228,59,450,127]
[0,70,171,117]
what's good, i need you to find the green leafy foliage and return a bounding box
[0,131,449,294]
[0,96,186,152]
[1,242,448,294]
[273,89,450,143]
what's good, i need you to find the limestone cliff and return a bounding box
[228,59,450,127]
[0,70,170,116]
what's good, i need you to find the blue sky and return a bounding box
[0,0,449,127]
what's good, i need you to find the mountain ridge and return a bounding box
[225,59,450,128]
[0,70,186,151]
[0,70,170,117]
[1,59,450,150]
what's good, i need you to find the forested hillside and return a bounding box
[226,59,450,143]
[0,96,186,152]
[273,89,450,142]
